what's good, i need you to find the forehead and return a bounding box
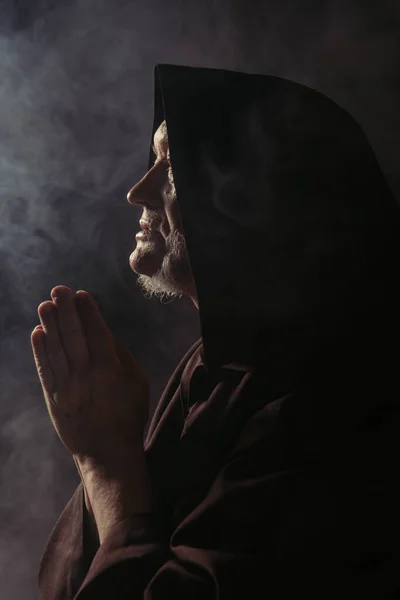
[153,120,168,150]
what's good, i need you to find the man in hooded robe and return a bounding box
[36,65,400,599]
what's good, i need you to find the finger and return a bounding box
[31,325,56,399]
[74,291,119,366]
[50,286,90,372]
[38,301,70,383]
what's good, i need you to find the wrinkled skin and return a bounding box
[31,286,149,464]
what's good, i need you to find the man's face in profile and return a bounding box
[127,121,196,301]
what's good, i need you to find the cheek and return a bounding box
[166,201,184,234]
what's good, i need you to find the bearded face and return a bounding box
[127,121,197,303]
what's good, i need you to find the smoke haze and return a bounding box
[0,0,399,597]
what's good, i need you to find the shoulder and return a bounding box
[145,338,203,444]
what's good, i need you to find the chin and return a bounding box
[129,246,165,277]
[136,272,185,300]
[130,229,195,300]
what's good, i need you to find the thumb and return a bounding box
[114,339,149,389]
[114,339,150,423]
[114,338,137,372]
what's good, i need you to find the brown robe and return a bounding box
[38,337,400,599]
[38,64,400,598]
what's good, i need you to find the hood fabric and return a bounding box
[149,64,400,393]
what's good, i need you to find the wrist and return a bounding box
[78,448,155,544]
[74,443,145,477]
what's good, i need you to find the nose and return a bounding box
[127,163,160,206]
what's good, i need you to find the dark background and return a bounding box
[0,0,399,597]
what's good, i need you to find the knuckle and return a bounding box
[64,325,82,337]
[71,359,90,374]
[86,324,107,337]
[47,346,65,361]
[37,363,49,378]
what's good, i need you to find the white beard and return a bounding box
[136,229,194,301]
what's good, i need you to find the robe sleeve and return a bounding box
[40,386,394,600]
[57,429,300,600]
[39,340,204,600]
[39,483,100,600]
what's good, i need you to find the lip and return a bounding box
[136,230,153,240]
[139,221,152,231]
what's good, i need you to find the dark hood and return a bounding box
[149,64,400,391]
